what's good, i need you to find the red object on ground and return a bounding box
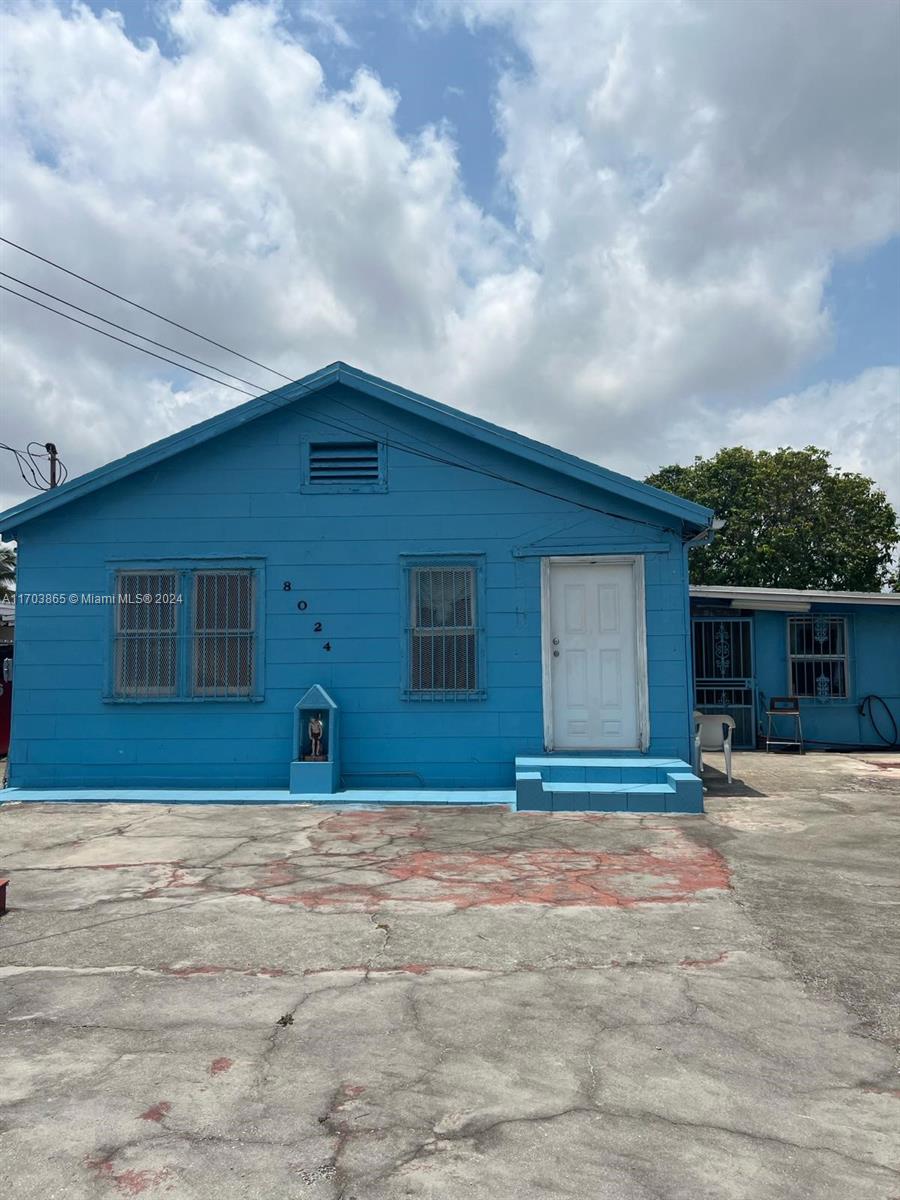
[0,651,11,757]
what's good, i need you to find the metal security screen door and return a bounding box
[545,559,645,751]
[692,617,755,748]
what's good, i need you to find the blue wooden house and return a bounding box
[0,363,711,811]
[690,587,899,750]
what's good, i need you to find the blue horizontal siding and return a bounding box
[8,383,696,788]
[750,605,900,748]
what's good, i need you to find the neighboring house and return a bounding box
[0,601,13,757]
[690,587,900,749]
[0,363,711,810]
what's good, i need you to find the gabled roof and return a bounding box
[0,362,712,535]
[296,684,338,710]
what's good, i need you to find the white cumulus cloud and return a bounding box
[0,0,898,516]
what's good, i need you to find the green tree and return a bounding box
[646,447,899,590]
[0,544,14,601]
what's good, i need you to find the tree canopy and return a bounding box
[0,545,14,602]
[646,446,899,591]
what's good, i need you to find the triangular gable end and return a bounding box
[0,362,713,536]
[296,685,339,711]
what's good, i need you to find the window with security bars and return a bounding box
[114,572,178,697]
[788,615,849,699]
[192,571,255,697]
[409,566,478,696]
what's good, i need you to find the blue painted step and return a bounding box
[516,756,688,783]
[514,756,703,813]
[545,782,674,813]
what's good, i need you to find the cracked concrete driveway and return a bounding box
[1,753,899,1200]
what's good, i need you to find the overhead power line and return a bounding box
[0,231,686,504]
[1,443,42,491]
[1,441,68,491]
[0,285,258,398]
[0,240,681,531]
[27,441,68,486]
[0,235,292,382]
[300,395,674,534]
[1,282,671,529]
[0,272,268,393]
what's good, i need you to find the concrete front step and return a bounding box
[515,755,689,783]
[545,782,674,813]
[545,782,676,792]
[514,756,704,813]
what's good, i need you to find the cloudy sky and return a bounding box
[1,0,898,513]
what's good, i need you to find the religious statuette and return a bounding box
[306,712,325,760]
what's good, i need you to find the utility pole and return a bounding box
[45,442,58,488]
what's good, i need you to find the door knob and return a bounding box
[553,650,560,657]
[552,637,560,645]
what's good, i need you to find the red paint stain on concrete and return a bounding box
[861,1085,900,1099]
[157,866,192,888]
[339,1083,366,1100]
[138,1101,171,1123]
[680,951,729,968]
[238,831,730,912]
[320,809,428,841]
[84,1156,172,1195]
[115,813,730,915]
[256,859,298,888]
[142,863,208,899]
[209,1057,234,1075]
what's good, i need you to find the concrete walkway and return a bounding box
[1,752,898,1199]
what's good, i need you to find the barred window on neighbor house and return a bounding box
[409,565,479,697]
[114,571,179,697]
[192,570,255,698]
[788,615,849,700]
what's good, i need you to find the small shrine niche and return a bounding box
[290,685,340,795]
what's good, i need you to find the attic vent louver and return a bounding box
[309,441,380,483]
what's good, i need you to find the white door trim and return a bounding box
[540,555,650,752]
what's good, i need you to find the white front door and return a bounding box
[544,558,645,750]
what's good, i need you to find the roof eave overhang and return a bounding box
[690,587,900,609]
[0,361,713,536]
[0,364,342,538]
[332,366,714,530]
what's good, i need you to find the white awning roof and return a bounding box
[690,586,900,613]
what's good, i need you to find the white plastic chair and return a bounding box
[693,711,736,784]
